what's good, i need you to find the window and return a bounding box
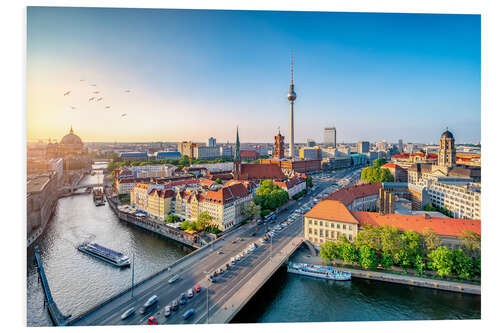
[309,228,312,234]
[314,229,317,235]
[319,221,323,226]
[325,230,329,238]
[349,225,352,231]
[343,224,346,230]
[314,221,318,226]
[349,234,352,241]
[337,223,341,229]
[320,229,323,236]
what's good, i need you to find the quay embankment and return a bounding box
[292,248,480,295]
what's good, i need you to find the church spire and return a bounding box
[69,125,74,134]
[234,126,241,162]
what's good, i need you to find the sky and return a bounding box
[27,7,481,144]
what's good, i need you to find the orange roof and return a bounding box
[381,163,398,169]
[304,200,359,224]
[352,211,480,237]
[325,183,382,206]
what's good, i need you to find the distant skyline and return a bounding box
[27,7,480,144]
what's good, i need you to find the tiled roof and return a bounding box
[352,211,480,237]
[202,182,250,204]
[381,163,399,169]
[238,163,286,180]
[324,182,382,206]
[304,200,359,224]
[149,189,176,198]
[273,176,304,190]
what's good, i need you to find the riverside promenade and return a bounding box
[292,249,480,295]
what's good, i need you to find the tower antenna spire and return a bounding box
[290,49,294,85]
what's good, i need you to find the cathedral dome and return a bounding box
[60,126,83,145]
[441,129,454,139]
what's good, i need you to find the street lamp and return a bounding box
[131,253,135,298]
[203,270,211,324]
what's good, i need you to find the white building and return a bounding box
[126,164,176,178]
[194,145,220,160]
[426,178,481,219]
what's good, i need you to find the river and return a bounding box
[27,164,480,326]
[26,163,189,326]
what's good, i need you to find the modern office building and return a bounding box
[208,137,216,148]
[398,139,403,153]
[357,141,369,153]
[119,152,148,161]
[306,139,317,147]
[194,145,220,160]
[324,127,336,147]
[154,151,182,160]
[299,147,321,160]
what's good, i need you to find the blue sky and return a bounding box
[27,7,480,144]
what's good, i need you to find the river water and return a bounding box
[26,164,188,326]
[27,164,480,326]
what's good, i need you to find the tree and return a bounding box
[380,253,394,269]
[166,214,181,223]
[242,201,261,220]
[373,158,387,168]
[414,254,426,276]
[459,230,481,257]
[306,176,313,188]
[361,166,394,183]
[395,230,423,268]
[428,246,454,277]
[422,228,441,253]
[195,211,213,232]
[452,249,474,280]
[337,236,358,264]
[320,241,338,263]
[180,220,194,231]
[423,204,437,212]
[215,178,222,184]
[254,180,289,211]
[358,245,378,269]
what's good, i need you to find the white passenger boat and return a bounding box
[287,262,351,281]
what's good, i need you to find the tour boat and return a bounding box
[287,262,351,281]
[78,242,130,267]
[93,188,105,206]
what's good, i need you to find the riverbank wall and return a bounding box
[292,248,480,295]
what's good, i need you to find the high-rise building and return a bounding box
[358,141,369,153]
[273,130,285,159]
[398,139,403,153]
[287,51,297,159]
[208,137,216,147]
[324,127,336,147]
[306,139,316,147]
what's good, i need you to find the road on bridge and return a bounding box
[69,169,356,326]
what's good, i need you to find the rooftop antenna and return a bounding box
[290,49,294,85]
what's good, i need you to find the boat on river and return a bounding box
[93,188,105,206]
[287,262,351,281]
[78,242,130,267]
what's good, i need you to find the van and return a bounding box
[121,307,135,320]
[144,295,158,308]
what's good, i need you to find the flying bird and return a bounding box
[121,113,127,117]
[93,91,100,94]
[80,79,85,82]
[90,84,97,87]
[97,97,103,101]
[89,97,95,101]
[64,91,71,96]
[124,89,131,93]
[105,106,111,109]
[70,106,76,110]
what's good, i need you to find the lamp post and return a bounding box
[203,270,211,324]
[131,253,135,298]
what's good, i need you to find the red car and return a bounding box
[147,316,158,325]
[194,284,201,293]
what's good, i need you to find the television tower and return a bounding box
[287,50,297,159]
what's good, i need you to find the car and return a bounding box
[218,267,224,274]
[217,251,224,255]
[147,316,158,325]
[231,257,236,264]
[213,270,218,277]
[142,295,158,310]
[194,284,201,293]
[164,305,171,317]
[179,294,187,305]
[183,309,195,320]
[171,299,179,311]
[251,232,256,236]
[232,240,237,244]
[240,238,244,241]
[225,263,231,270]
[236,255,241,261]
[121,307,135,320]
[168,275,179,284]
[187,288,194,298]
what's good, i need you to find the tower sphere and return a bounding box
[288,90,296,101]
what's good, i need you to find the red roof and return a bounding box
[202,182,250,204]
[381,163,399,169]
[325,183,382,206]
[238,163,286,180]
[352,211,481,237]
[273,176,304,190]
[304,200,359,224]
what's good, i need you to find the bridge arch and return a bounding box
[303,239,318,256]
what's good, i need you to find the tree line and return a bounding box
[320,225,480,281]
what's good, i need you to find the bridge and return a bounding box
[34,246,71,326]
[57,177,337,326]
[60,183,103,192]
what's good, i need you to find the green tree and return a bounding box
[380,253,394,269]
[459,230,481,257]
[422,227,442,253]
[373,158,387,168]
[414,254,426,276]
[358,245,378,269]
[306,176,313,188]
[165,214,181,223]
[423,204,437,212]
[428,246,454,277]
[320,241,338,263]
[337,236,358,264]
[180,220,194,231]
[452,249,475,280]
[361,166,394,183]
[195,211,213,232]
[242,201,261,220]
